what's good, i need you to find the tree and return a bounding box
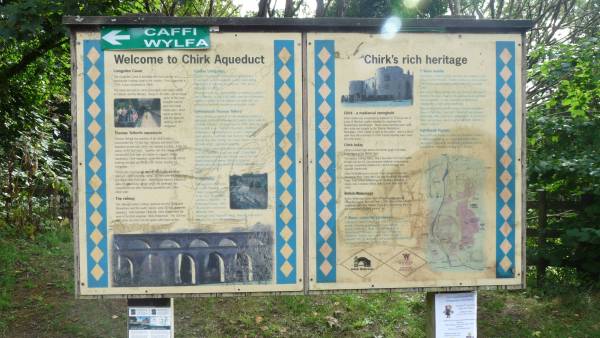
[0,0,238,236]
[527,33,600,280]
[325,0,448,18]
[284,0,304,17]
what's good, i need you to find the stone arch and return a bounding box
[158,240,180,284]
[179,254,196,285]
[234,253,253,282]
[116,255,134,284]
[218,238,237,247]
[159,239,180,249]
[206,252,225,283]
[189,239,209,248]
[128,239,150,250]
[140,253,159,285]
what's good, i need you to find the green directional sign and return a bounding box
[100,26,210,50]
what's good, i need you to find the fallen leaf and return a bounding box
[260,325,269,331]
[255,316,263,324]
[112,315,119,319]
[325,315,340,328]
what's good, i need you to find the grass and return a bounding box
[1,227,600,337]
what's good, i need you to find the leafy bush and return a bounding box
[528,34,600,281]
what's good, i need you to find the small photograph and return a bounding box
[340,66,414,107]
[230,173,268,209]
[114,98,161,128]
[128,315,170,330]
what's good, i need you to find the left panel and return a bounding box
[74,31,303,296]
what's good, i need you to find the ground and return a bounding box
[1,228,599,337]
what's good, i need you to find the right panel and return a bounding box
[307,33,523,291]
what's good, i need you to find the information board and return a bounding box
[307,32,524,291]
[67,17,529,297]
[74,31,304,295]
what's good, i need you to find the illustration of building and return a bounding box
[342,66,414,103]
[353,256,371,268]
[112,231,273,287]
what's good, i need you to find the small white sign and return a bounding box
[128,302,174,338]
[435,292,477,338]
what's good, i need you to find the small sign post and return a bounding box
[101,26,210,50]
[127,298,174,338]
[426,292,477,338]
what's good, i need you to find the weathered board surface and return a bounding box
[73,30,303,296]
[307,32,524,291]
[66,17,531,297]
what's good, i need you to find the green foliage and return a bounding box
[332,0,448,18]
[391,0,449,18]
[528,34,600,280]
[3,231,600,336]
[342,0,392,17]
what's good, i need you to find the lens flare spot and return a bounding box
[404,0,421,9]
[380,16,402,40]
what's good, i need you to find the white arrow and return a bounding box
[102,30,130,46]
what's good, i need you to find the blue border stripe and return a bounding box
[315,40,336,283]
[83,40,108,287]
[496,41,516,278]
[274,40,297,284]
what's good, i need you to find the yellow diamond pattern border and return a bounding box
[275,40,296,283]
[84,41,107,287]
[497,42,516,278]
[315,42,336,281]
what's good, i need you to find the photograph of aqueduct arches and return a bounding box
[112,231,273,287]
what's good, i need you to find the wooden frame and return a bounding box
[66,17,532,298]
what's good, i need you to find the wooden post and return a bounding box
[536,189,547,287]
[426,292,436,338]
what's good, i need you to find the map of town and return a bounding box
[425,155,487,271]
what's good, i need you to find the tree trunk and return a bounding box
[4,156,14,226]
[315,0,325,16]
[284,0,295,17]
[207,0,215,17]
[336,0,345,17]
[257,0,270,17]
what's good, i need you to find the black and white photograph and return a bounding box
[112,231,274,287]
[341,66,414,106]
[229,173,268,209]
[114,98,161,128]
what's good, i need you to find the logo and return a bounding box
[341,250,382,278]
[385,249,427,277]
[353,256,372,268]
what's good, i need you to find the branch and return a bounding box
[0,34,68,87]
[269,0,278,17]
[293,0,303,13]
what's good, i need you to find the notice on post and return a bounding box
[435,292,477,338]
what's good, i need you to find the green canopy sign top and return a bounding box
[100,26,210,50]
